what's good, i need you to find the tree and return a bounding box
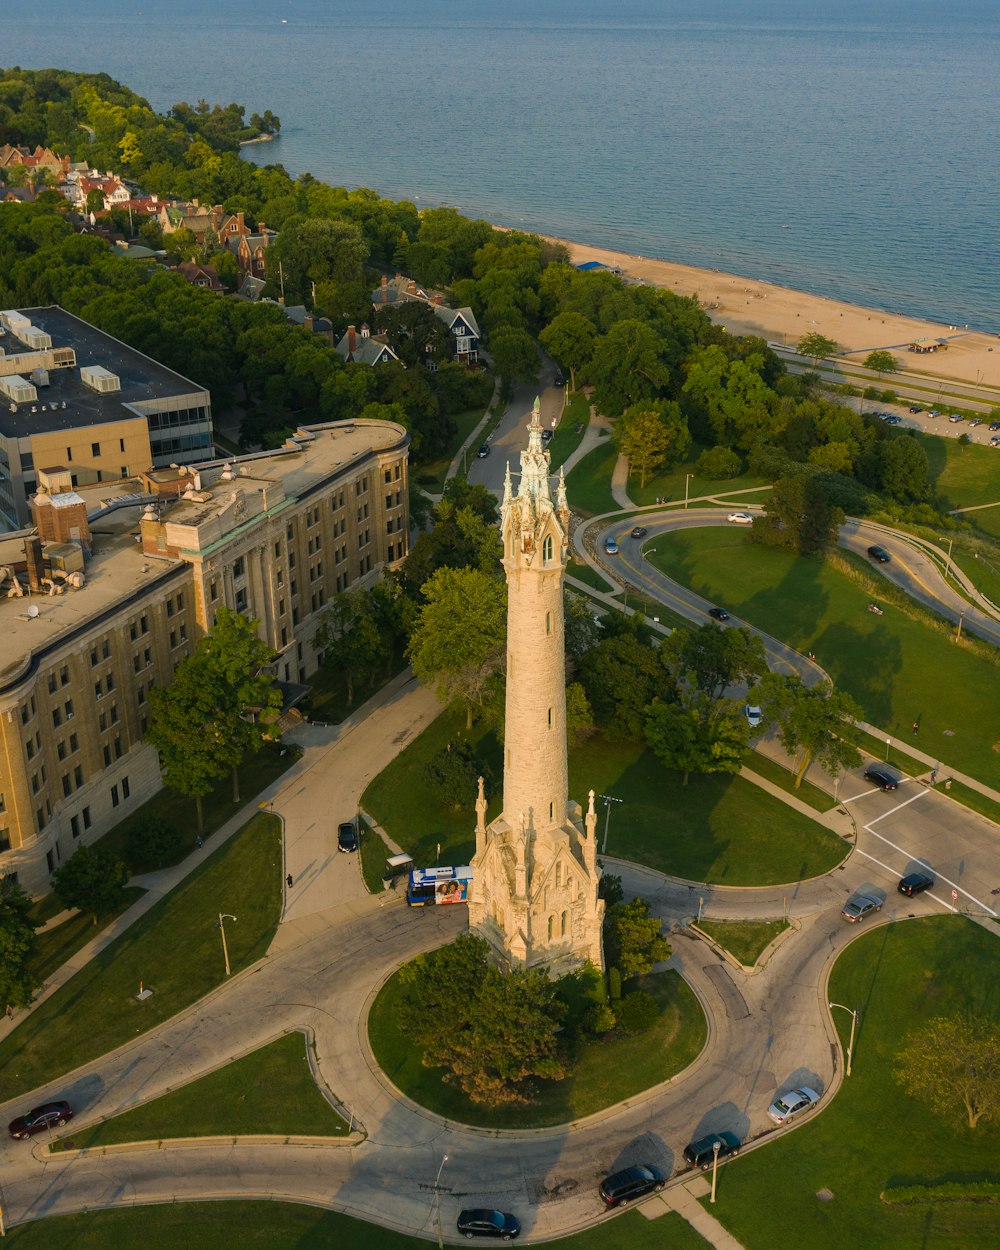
[754,473,844,556]
[757,672,862,787]
[396,932,487,1049]
[407,566,507,728]
[578,633,664,742]
[797,333,838,365]
[489,324,539,384]
[604,898,672,979]
[539,310,597,392]
[265,216,369,303]
[877,435,929,501]
[52,843,130,924]
[588,319,671,417]
[616,402,690,488]
[895,1017,1000,1129]
[124,813,183,871]
[863,349,898,377]
[667,623,768,701]
[0,876,40,1013]
[147,659,226,832]
[425,739,493,809]
[565,681,595,744]
[315,587,394,705]
[644,696,748,785]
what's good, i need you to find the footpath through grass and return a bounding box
[0,812,283,1101]
[28,887,145,985]
[566,439,618,515]
[547,391,591,470]
[3,1203,710,1250]
[363,709,846,885]
[52,1031,347,1151]
[743,751,835,813]
[369,966,705,1129]
[648,528,1000,788]
[710,916,1000,1250]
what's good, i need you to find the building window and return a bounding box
[543,534,554,561]
[233,557,245,579]
[122,776,130,800]
[111,784,120,808]
[70,814,80,839]
[547,915,554,941]
[52,707,62,728]
[547,707,552,728]
[69,732,78,752]
[103,745,111,767]
[74,764,83,787]
[235,587,248,612]
[545,612,552,636]
[82,806,91,830]
[561,911,568,937]
[91,442,101,456]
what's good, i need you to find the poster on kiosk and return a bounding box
[407,865,473,906]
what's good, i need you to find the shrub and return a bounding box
[598,872,624,908]
[608,966,622,1002]
[424,740,492,809]
[124,814,183,870]
[614,990,660,1036]
[583,1002,617,1036]
[696,446,742,479]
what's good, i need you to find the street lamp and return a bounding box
[829,1001,858,1076]
[217,912,237,977]
[956,610,966,642]
[885,736,891,762]
[599,794,623,853]
[433,1153,449,1250]
[709,1139,721,1204]
[684,473,693,510]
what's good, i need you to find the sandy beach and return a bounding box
[543,235,1000,395]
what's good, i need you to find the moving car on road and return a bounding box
[683,1131,742,1170]
[604,535,619,555]
[630,525,647,539]
[598,1163,665,1207]
[8,1101,73,1139]
[867,544,891,563]
[898,872,934,897]
[337,820,359,853]
[727,512,753,524]
[744,705,762,729]
[477,444,491,458]
[864,764,900,791]
[457,1209,521,1240]
[842,892,882,923]
[707,607,730,621]
[767,1087,820,1124]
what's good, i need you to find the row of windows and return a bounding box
[147,406,208,430]
[150,431,213,456]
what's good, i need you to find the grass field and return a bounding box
[647,528,1000,788]
[547,391,592,470]
[709,916,1000,1250]
[743,752,835,813]
[696,918,789,966]
[52,1032,347,1151]
[629,450,770,510]
[919,432,1000,510]
[363,709,847,886]
[358,816,392,894]
[566,439,618,515]
[369,966,706,1130]
[0,813,283,1100]
[3,1203,710,1250]
[28,887,145,985]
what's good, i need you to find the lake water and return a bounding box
[7,0,999,328]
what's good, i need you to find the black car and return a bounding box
[554,373,564,387]
[864,764,900,791]
[630,525,647,539]
[867,545,891,563]
[898,872,934,897]
[683,1131,741,1171]
[8,1100,73,1139]
[707,607,730,622]
[457,1209,521,1240]
[541,428,553,444]
[598,1163,665,1207]
[477,444,491,459]
[909,405,923,413]
[990,420,1000,432]
[337,820,359,852]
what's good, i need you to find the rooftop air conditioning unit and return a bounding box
[80,365,121,394]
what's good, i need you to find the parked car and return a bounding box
[990,437,1000,448]
[989,420,1000,431]
[630,525,647,539]
[767,1087,820,1124]
[707,607,730,622]
[727,512,753,525]
[477,443,491,458]
[885,414,902,425]
[969,418,983,428]
[867,545,891,563]
[457,1209,521,1240]
[909,405,923,413]
[842,892,882,923]
[604,535,619,555]
[8,1101,73,1139]
[864,763,900,791]
[541,428,553,444]
[683,1131,742,1170]
[949,414,963,423]
[598,1163,666,1207]
[928,410,942,418]
[898,872,934,897]
[553,373,564,387]
[337,820,359,853]
[744,705,762,729]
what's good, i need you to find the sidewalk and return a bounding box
[651,1176,748,1250]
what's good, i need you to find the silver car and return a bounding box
[841,893,882,923]
[767,1086,820,1124]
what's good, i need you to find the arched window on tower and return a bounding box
[547,707,552,728]
[561,910,569,937]
[547,915,554,940]
[545,611,552,635]
[543,534,554,562]
[555,863,561,887]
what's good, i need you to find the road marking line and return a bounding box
[865,790,927,824]
[852,847,958,913]
[859,821,998,918]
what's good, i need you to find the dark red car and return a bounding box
[8,1100,73,1139]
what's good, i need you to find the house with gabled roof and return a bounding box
[334,323,400,367]
[430,303,480,365]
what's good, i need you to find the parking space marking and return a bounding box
[859,820,998,919]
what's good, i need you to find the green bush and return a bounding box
[608,966,622,1002]
[424,740,492,810]
[614,989,660,1036]
[124,814,183,871]
[696,446,743,479]
[584,1001,617,1036]
[881,1180,1000,1206]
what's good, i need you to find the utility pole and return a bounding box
[218,913,237,977]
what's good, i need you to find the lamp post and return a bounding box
[685,473,693,509]
[829,1001,858,1076]
[217,913,237,977]
[944,536,954,581]
[599,794,623,853]
[709,1139,721,1204]
[433,1153,449,1250]
[956,610,965,642]
[885,736,891,762]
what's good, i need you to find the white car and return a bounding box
[767,1086,820,1124]
[744,705,762,729]
[727,512,753,525]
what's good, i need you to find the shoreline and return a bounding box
[540,234,1000,393]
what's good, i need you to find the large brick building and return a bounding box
[0,417,409,895]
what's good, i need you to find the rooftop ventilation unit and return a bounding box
[18,327,52,351]
[80,365,121,394]
[0,374,37,404]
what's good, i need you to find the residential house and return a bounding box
[0,145,71,179]
[334,324,400,367]
[174,262,224,294]
[78,173,131,212]
[370,272,480,365]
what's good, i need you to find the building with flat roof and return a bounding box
[0,416,409,895]
[0,306,213,529]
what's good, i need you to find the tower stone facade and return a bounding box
[468,400,604,975]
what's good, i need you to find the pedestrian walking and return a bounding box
[286,873,294,888]
[912,719,919,734]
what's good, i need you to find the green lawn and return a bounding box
[2,1203,710,1250]
[301,651,406,724]
[647,528,1000,788]
[919,432,1000,509]
[369,966,705,1130]
[28,887,145,985]
[566,559,617,592]
[51,1032,347,1151]
[566,439,618,516]
[99,742,298,873]
[547,391,592,470]
[0,813,283,1100]
[709,916,1000,1250]
[743,752,835,813]
[358,816,391,894]
[629,449,770,509]
[696,919,789,966]
[967,504,1000,540]
[363,709,846,886]
[410,406,485,491]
